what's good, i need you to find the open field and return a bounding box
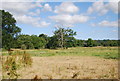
[1,47,118,79]
[2,47,118,59]
[18,56,118,79]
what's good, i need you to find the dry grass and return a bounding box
[2,51,33,79]
[15,56,118,79]
[1,47,118,79]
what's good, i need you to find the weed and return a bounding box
[3,55,19,79]
[21,51,33,67]
[2,51,33,79]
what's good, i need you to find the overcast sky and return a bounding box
[1,1,119,40]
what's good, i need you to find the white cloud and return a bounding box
[43,4,52,11]
[50,2,89,27]
[1,0,27,2]
[2,2,42,15]
[15,15,50,27]
[1,0,43,2]
[49,14,89,26]
[87,1,118,15]
[54,2,79,14]
[1,2,50,27]
[106,2,118,14]
[112,30,118,32]
[98,20,118,27]
[91,23,96,27]
[1,0,119,2]
[38,21,50,27]
[108,0,120,2]
[15,15,40,24]
[92,20,118,27]
[28,9,40,16]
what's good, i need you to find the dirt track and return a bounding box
[17,56,118,79]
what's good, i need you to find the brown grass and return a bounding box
[15,56,118,79]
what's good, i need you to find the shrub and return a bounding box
[21,44,26,50]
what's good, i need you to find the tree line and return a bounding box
[1,10,119,50]
[15,34,119,49]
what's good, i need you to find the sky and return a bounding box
[1,1,119,40]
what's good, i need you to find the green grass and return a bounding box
[2,47,118,59]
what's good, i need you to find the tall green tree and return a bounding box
[1,10,21,50]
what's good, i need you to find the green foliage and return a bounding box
[86,38,94,47]
[17,35,33,49]
[31,35,47,49]
[101,40,118,46]
[1,10,21,50]
[76,40,84,47]
[66,37,77,47]
[39,34,49,42]
[46,36,59,49]
[21,44,26,50]
[46,28,76,49]
[16,34,47,49]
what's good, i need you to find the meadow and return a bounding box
[2,47,118,59]
[1,47,118,79]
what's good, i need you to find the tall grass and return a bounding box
[21,51,32,67]
[2,55,19,79]
[2,51,33,79]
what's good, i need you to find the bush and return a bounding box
[21,44,26,50]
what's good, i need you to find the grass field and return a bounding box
[1,47,118,79]
[2,47,118,59]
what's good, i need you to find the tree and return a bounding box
[86,38,94,47]
[1,10,21,50]
[16,34,47,49]
[39,34,48,41]
[0,10,2,48]
[47,27,76,49]
[17,35,34,49]
[46,36,59,49]
[75,39,84,47]
[39,34,50,47]
[31,35,46,49]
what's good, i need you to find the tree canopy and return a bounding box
[1,10,21,50]
[46,28,77,49]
